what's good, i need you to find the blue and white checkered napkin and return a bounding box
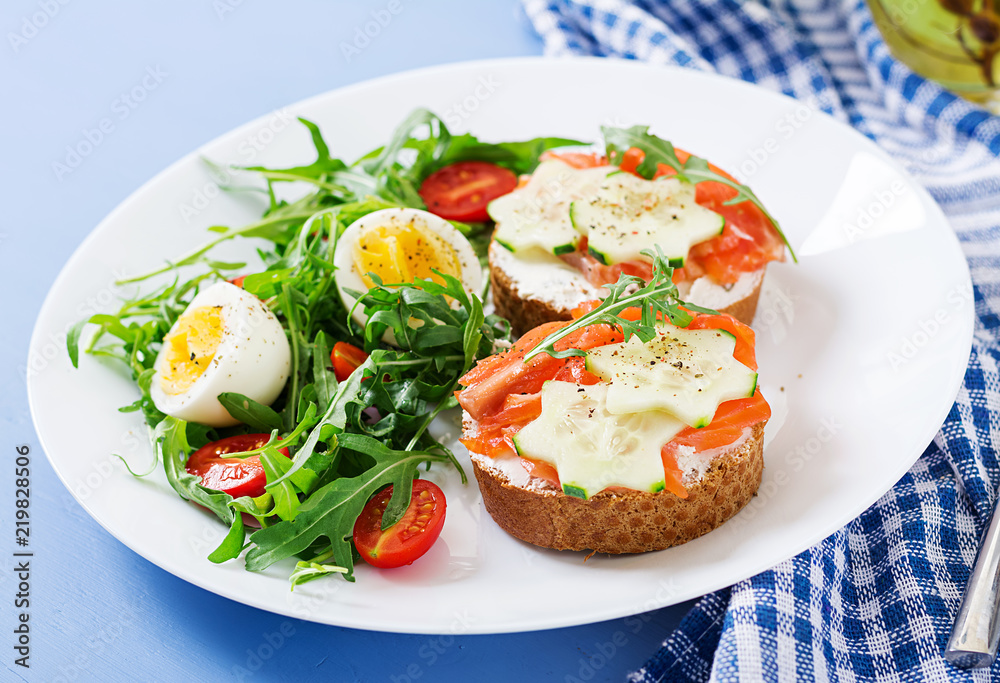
[521,0,1000,680]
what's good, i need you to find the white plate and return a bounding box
[28,57,973,634]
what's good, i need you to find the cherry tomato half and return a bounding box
[228,275,247,289]
[331,341,369,382]
[418,161,517,222]
[185,434,289,499]
[353,480,447,568]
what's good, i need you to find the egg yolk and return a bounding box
[159,306,224,395]
[352,221,462,289]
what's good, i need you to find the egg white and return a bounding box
[333,208,483,332]
[150,281,291,427]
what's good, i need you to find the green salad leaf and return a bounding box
[207,513,246,564]
[217,392,283,431]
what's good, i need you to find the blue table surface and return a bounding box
[1,2,695,681]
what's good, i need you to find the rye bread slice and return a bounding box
[467,422,765,554]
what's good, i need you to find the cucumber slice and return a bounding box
[512,382,683,499]
[571,174,724,266]
[489,160,613,256]
[585,325,757,428]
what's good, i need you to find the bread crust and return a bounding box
[490,246,765,337]
[469,422,765,554]
[490,256,572,337]
[716,278,763,328]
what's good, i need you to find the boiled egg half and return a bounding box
[334,208,483,330]
[150,281,291,427]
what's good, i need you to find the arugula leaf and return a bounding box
[232,491,275,522]
[311,331,336,414]
[218,392,284,431]
[298,117,332,162]
[202,260,246,271]
[261,446,303,521]
[361,108,449,178]
[524,246,717,362]
[289,560,349,587]
[436,134,587,175]
[240,268,296,300]
[356,272,503,366]
[266,357,367,491]
[66,319,87,368]
[602,124,796,262]
[208,513,246,564]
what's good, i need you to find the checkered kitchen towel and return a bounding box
[521,1,1000,681]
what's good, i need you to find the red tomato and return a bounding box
[418,161,517,222]
[353,480,446,568]
[228,275,247,289]
[331,341,369,382]
[185,434,289,499]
